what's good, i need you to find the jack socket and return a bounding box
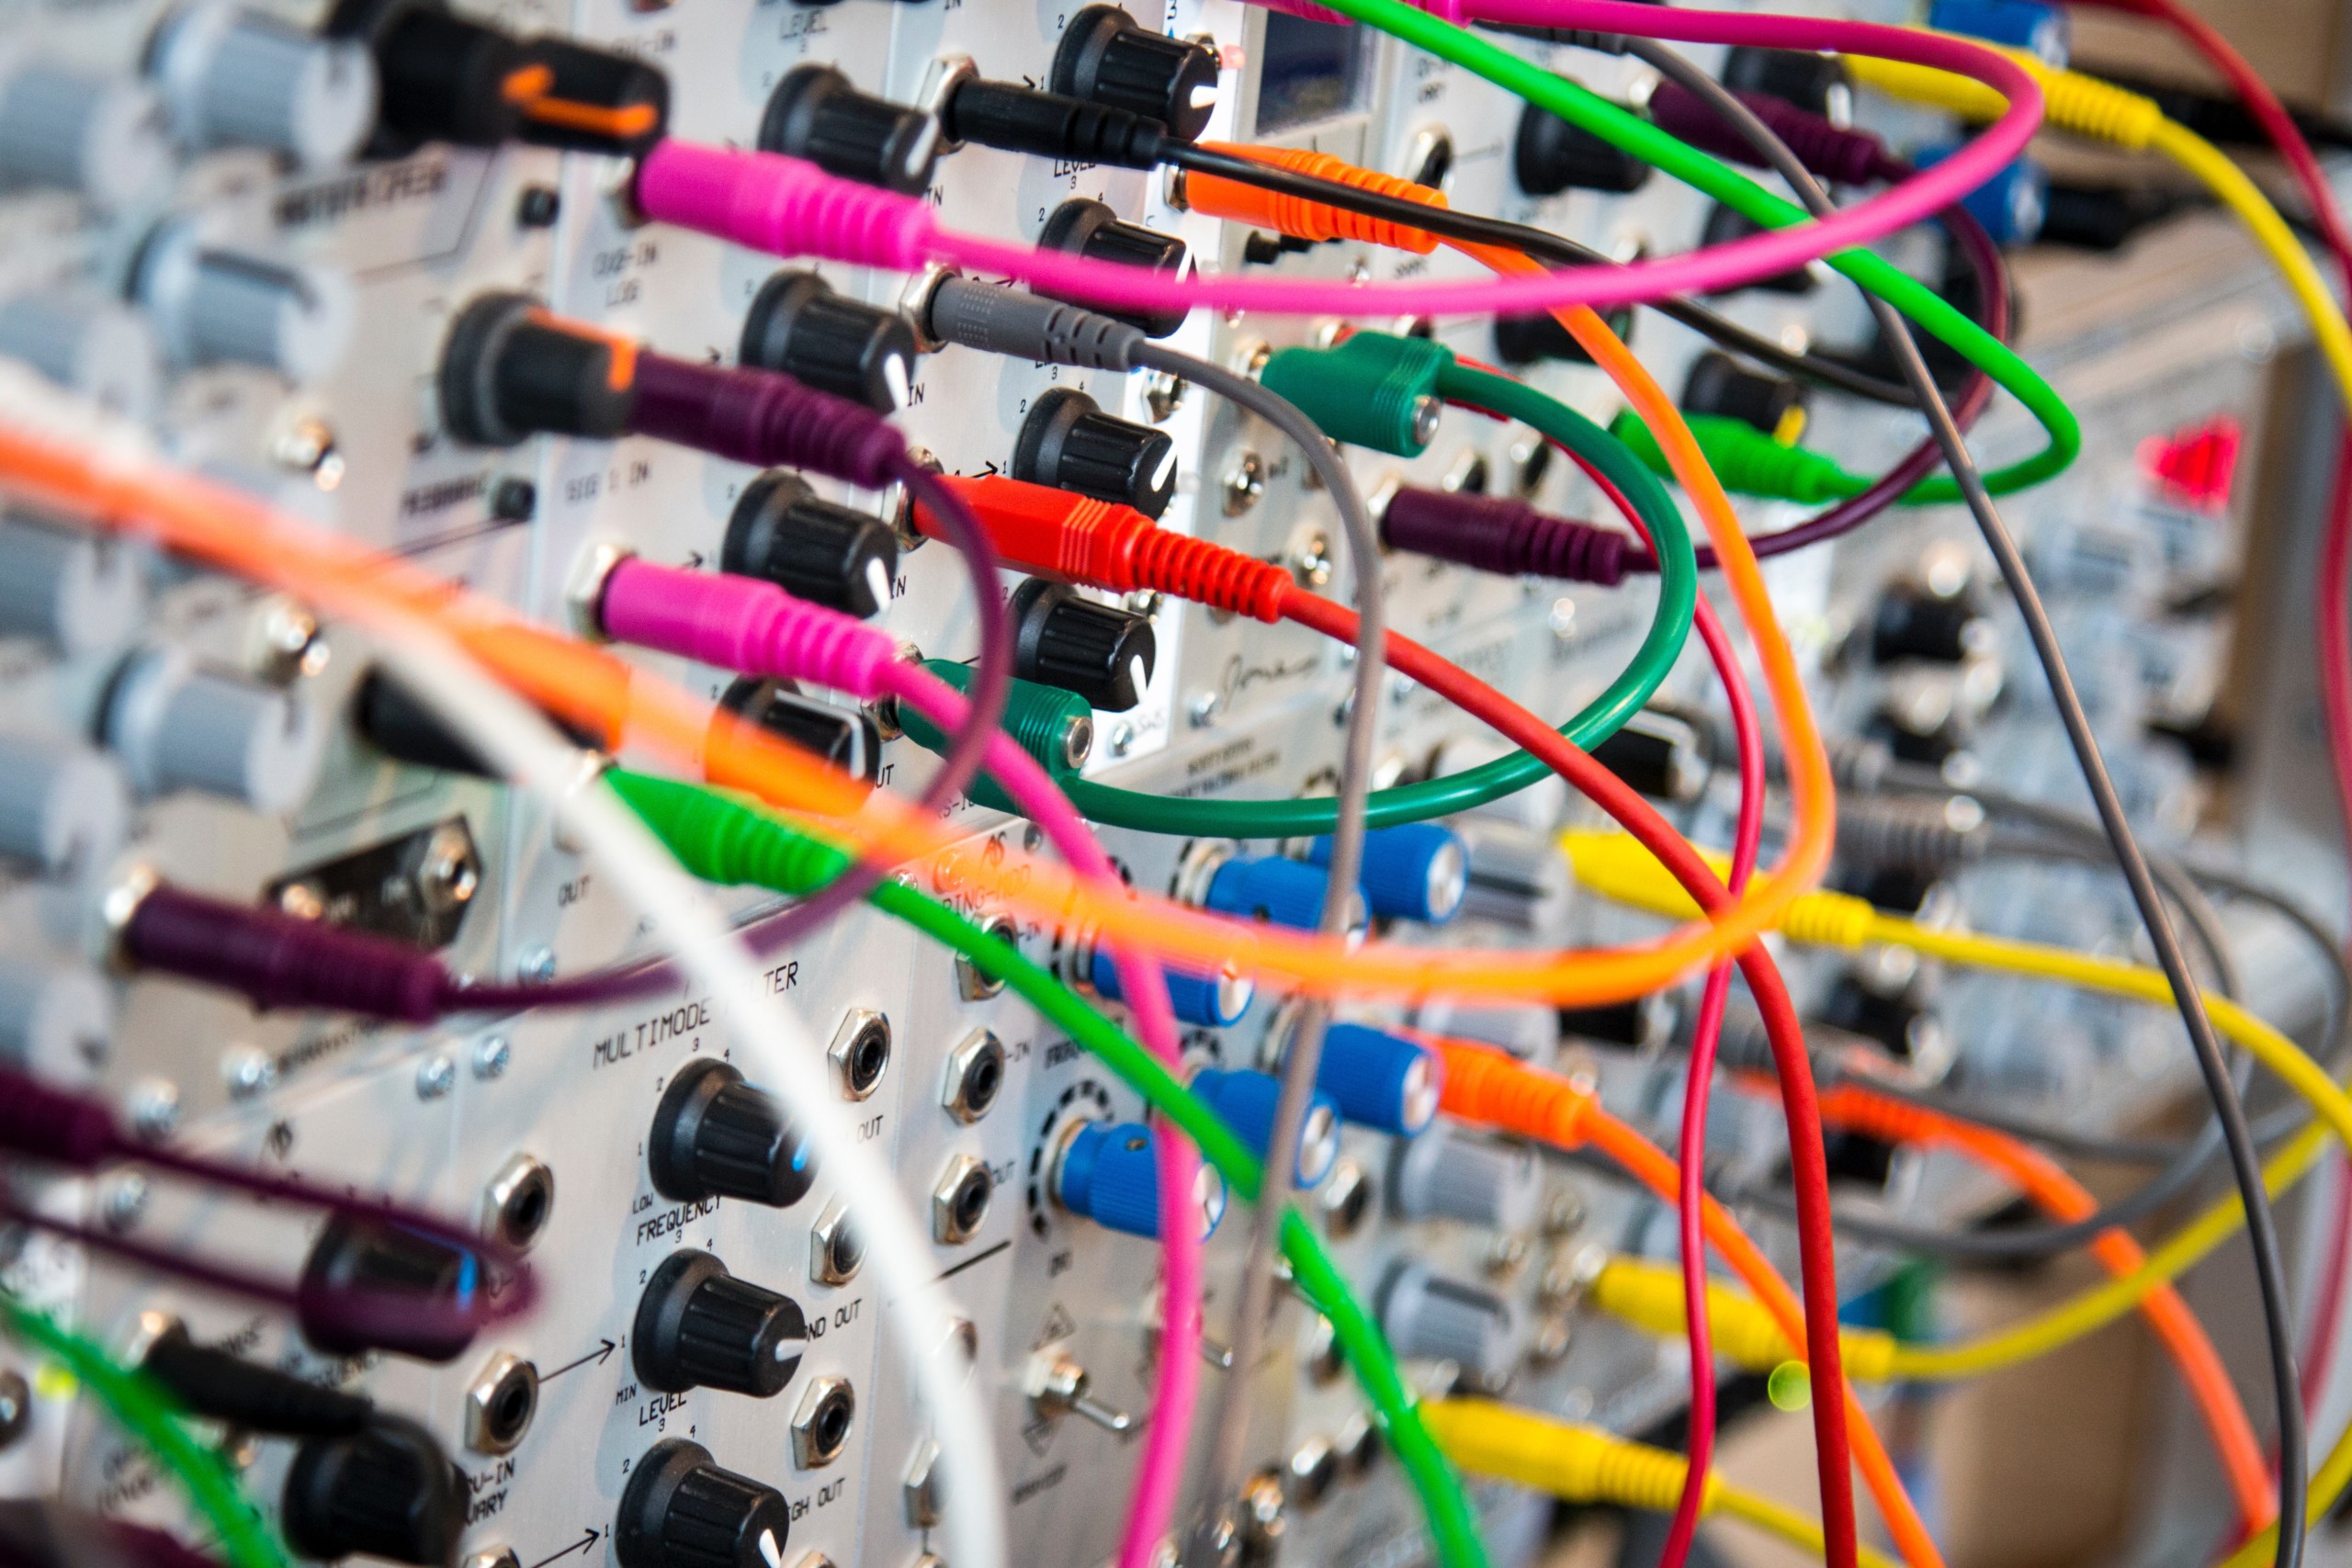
[463,1352,539,1455]
[828,1010,891,1101]
[810,1201,862,1285]
[933,1154,994,1244]
[940,1028,1006,1122]
[481,1153,556,1253]
[790,1376,855,1468]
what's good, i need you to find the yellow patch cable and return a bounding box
[1419,1399,1901,1568]
[1840,39,2352,424]
[1563,825,2352,1553]
[1561,828,2347,1366]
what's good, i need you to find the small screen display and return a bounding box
[1253,11,1372,133]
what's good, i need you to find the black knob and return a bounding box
[649,1057,818,1209]
[282,1415,466,1568]
[634,1250,808,1397]
[1512,101,1652,196]
[1053,6,1221,141]
[142,1324,373,1438]
[439,292,635,447]
[739,271,918,414]
[1699,203,1817,294]
[1011,579,1158,712]
[721,470,899,617]
[325,0,523,155]
[1013,388,1177,518]
[758,64,938,196]
[1871,582,1988,665]
[1490,303,1634,367]
[1679,350,1807,437]
[297,1216,481,1363]
[717,678,882,790]
[1721,46,1849,119]
[1037,199,1191,338]
[513,36,669,155]
[617,1440,791,1568]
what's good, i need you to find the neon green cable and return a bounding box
[1062,365,1694,836]
[1291,0,2080,502]
[604,770,1488,1568]
[0,1295,288,1568]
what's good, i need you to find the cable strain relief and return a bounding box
[1433,1043,1590,1149]
[608,770,847,896]
[2044,69,2163,150]
[121,883,448,1022]
[924,275,1143,370]
[1780,890,1875,949]
[1192,143,1445,252]
[633,140,940,273]
[1125,530,1289,621]
[1589,1437,1691,1515]
[0,1065,118,1169]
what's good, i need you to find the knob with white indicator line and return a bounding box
[134,223,354,381]
[617,1439,792,1568]
[722,471,899,620]
[1013,388,1178,519]
[648,1058,817,1210]
[1376,1261,1520,1383]
[739,270,917,414]
[1012,579,1157,712]
[149,2,379,167]
[1053,6,1220,141]
[634,1250,807,1399]
[0,59,169,209]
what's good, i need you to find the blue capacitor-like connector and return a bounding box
[1314,1023,1442,1135]
[1927,0,2068,63]
[1089,947,1254,1027]
[1055,1121,1227,1238]
[1308,823,1468,924]
[1188,1067,1340,1189]
[1202,852,1363,934]
[1917,144,2047,247]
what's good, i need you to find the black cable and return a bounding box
[1160,141,1928,407]
[1630,42,2307,1564]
